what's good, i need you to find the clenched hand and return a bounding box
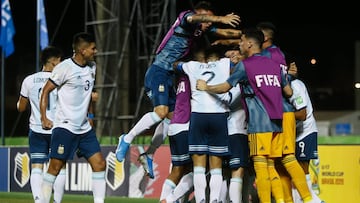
[196,79,208,91]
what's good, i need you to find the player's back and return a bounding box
[290,79,318,140]
[21,71,57,132]
[182,58,231,113]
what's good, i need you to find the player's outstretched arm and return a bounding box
[187,13,241,27]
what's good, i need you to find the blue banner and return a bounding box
[38,0,48,50]
[0,0,15,57]
[0,147,8,191]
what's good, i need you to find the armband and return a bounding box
[88,113,94,119]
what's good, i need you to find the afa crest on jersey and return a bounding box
[57,144,64,154]
[158,84,165,92]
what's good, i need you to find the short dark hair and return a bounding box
[256,21,276,39]
[40,46,63,65]
[194,1,214,12]
[242,27,265,46]
[205,44,226,59]
[256,21,276,32]
[72,32,95,51]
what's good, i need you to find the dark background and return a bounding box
[2,0,359,137]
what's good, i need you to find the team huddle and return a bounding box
[18,1,323,203]
[115,1,323,203]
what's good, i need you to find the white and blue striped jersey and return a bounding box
[20,71,57,134]
[289,79,318,141]
[49,58,96,134]
[180,58,231,113]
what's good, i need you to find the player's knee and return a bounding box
[91,158,106,171]
[171,166,184,176]
[154,109,168,119]
[48,163,65,175]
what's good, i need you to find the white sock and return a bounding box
[166,172,194,202]
[42,172,56,203]
[229,177,243,203]
[92,171,106,203]
[209,168,223,203]
[162,118,170,140]
[219,179,228,203]
[193,166,207,203]
[31,168,43,203]
[160,179,176,201]
[306,174,322,202]
[147,118,170,157]
[292,186,302,203]
[53,169,66,203]
[125,112,162,143]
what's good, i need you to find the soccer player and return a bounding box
[17,46,65,203]
[115,1,242,179]
[40,32,106,203]
[288,61,325,203]
[218,48,250,203]
[159,49,207,203]
[175,45,232,203]
[159,70,193,203]
[258,21,314,203]
[196,28,293,203]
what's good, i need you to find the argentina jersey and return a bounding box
[289,79,318,141]
[20,71,57,133]
[50,58,96,134]
[227,84,247,135]
[181,58,231,113]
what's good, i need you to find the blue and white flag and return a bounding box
[0,0,15,58]
[38,0,48,50]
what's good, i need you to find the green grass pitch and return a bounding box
[0,192,159,203]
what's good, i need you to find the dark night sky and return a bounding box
[2,0,360,136]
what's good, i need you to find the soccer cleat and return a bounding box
[115,134,130,162]
[138,153,154,179]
